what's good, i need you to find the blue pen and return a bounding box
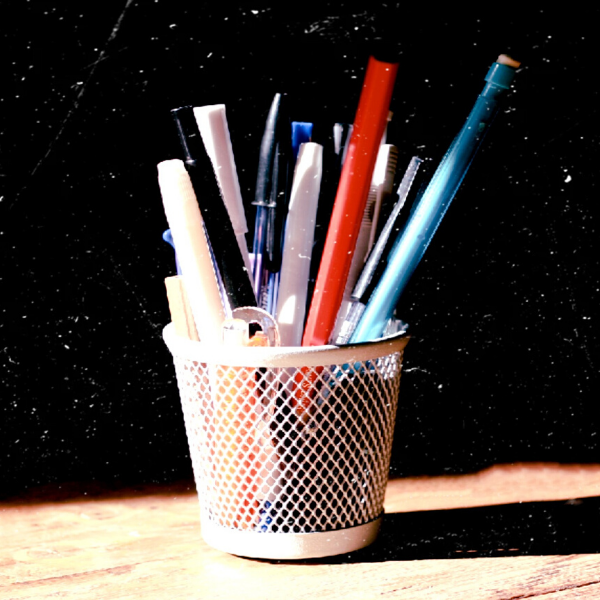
[252,93,292,312]
[350,54,521,343]
[162,229,181,275]
[252,94,281,304]
[291,121,313,162]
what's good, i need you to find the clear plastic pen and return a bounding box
[335,155,422,344]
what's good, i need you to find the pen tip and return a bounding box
[496,54,521,68]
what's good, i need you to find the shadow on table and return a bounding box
[0,480,197,506]
[268,497,600,565]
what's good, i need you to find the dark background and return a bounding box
[1,3,598,498]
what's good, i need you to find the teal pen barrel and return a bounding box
[350,61,517,343]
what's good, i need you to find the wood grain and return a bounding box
[386,462,600,512]
[2,463,600,599]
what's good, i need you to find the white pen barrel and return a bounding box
[275,143,323,347]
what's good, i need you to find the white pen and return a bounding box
[275,142,323,347]
[158,159,226,346]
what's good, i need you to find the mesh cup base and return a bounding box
[201,513,382,559]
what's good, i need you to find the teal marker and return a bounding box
[350,54,521,343]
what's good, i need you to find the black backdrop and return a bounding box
[1,3,599,497]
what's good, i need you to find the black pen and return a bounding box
[171,105,256,310]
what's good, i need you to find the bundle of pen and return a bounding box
[161,52,520,348]
[158,52,520,555]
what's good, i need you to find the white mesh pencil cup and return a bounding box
[163,323,409,559]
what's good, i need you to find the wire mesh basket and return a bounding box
[163,323,409,559]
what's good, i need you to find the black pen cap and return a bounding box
[171,106,204,167]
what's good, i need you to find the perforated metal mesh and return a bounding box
[172,347,405,534]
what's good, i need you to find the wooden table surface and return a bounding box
[2,463,600,599]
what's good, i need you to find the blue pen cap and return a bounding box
[291,121,314,161]
[484,61,517,90]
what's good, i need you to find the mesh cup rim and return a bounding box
[163,322,409,368]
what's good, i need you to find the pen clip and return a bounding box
[231,306,280,348]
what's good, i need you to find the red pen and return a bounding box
[302,55,399,347]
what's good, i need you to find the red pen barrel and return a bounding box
[302,56,399,347]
